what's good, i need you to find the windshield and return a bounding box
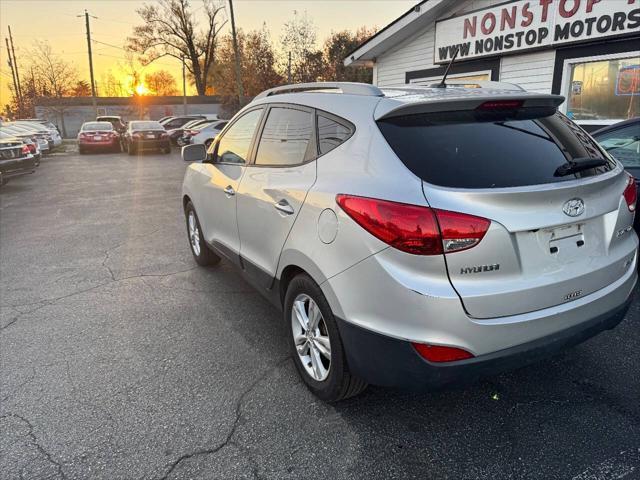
[130,121,163,131]
[83,122,113,131]
[377,112,615,188]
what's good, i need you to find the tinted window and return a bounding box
[216,109,263,164]
[255,107,312,166]
[377,112,614,189]
[317,114,352,155]
[594,123,640,168]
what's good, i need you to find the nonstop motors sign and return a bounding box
[434,0,640,63]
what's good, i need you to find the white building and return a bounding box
[345,0,639,131]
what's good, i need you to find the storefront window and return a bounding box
[567,57,639,122]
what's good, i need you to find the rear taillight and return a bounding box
[412,343,474,362]
[27,143,36,153]
[336,195,490,255]
[624,174,637,212]
[21,145,30,155]
[161,132,169,138]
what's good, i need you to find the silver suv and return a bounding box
[181,82,637,401]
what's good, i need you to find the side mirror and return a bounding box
[182,143,207,163]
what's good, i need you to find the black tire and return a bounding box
[113,142,121,153]
[78,146,85,155]
[184,201,220,267]
[127,143,136,156]
[163,145,171,154]
[284,273,367,402]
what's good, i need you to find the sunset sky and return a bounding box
[0,0,414,103]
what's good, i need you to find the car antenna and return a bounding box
[433,46,460,88]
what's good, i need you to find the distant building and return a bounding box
[345,0,640,132]
[34,95,223,137]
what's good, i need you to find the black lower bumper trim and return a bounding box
[336,297,632,389]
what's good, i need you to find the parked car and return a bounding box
[14,120,62,147]
[181,82,638,401]
[161,115,205,131]
[8,122,54,150]
[593,118,640,228]
[0,124,50,154]
[0,137,37,186]
[77,121,121,154]
[158,116,175,124]
[123,120,171,155]
[96,115,126,134]
[182,120,228,148]
[166,118,211,145]
[0,131,40,166]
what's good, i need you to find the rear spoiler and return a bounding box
[375,93,565,121]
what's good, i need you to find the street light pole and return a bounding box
[228,0,244,106]
[79,10,98,117]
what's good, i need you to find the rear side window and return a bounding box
[255,107,312,166]
[377,112,614,188]
[317,114,353,155]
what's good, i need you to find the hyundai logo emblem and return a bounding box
[563,198,585,217]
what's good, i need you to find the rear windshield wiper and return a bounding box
[554,157,608,177]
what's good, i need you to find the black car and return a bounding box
[123,121,171,155]
[0,138,37,186]
[592,117,640,227]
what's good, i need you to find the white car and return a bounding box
[185,120,228,149]
[14,121,62,147]
[180,81,637,401]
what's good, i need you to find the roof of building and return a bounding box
[344,0,457,67]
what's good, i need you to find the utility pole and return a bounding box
[8,26,23,114]
[182,55,187,114]
[228,0,244,106]
[287,51,292,84]
[79,10,98,116]
[5,37,20,115]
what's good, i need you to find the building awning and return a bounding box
[343,0,458,67]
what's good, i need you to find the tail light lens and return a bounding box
[27,143,36,153]
[623,174,637,212]
[412,342,474,362]
[21,145,30,155]
[336,195,490,255]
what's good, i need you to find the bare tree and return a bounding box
[127,0,226,95]
[29,41,79,136]
[145,70,179,96]
[281,10,320,83]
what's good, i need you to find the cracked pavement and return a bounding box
[1,151,639,480]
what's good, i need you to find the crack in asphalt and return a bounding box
[1,413,67,480]
[0,267,198,333]
[157,356,292,480]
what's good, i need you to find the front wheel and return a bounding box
[285,274,367,402]
[185,202,220,267]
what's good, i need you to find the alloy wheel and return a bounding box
[188,211,201,256]
[291,294,332,381]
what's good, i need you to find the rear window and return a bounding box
[377,112,614,188]
[83,122,113,131]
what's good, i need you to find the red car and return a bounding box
[77,121,121,154]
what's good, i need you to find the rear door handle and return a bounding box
[224,185,235,196]
[274,199,294,215]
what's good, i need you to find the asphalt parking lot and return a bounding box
[1,150,639,480]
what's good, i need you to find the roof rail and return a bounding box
[253,82,384,101]
[426,80,525,91]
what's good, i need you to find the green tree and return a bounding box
[323,27,377,83]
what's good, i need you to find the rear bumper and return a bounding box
[337,295,632,389]
[0,156,37,182]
